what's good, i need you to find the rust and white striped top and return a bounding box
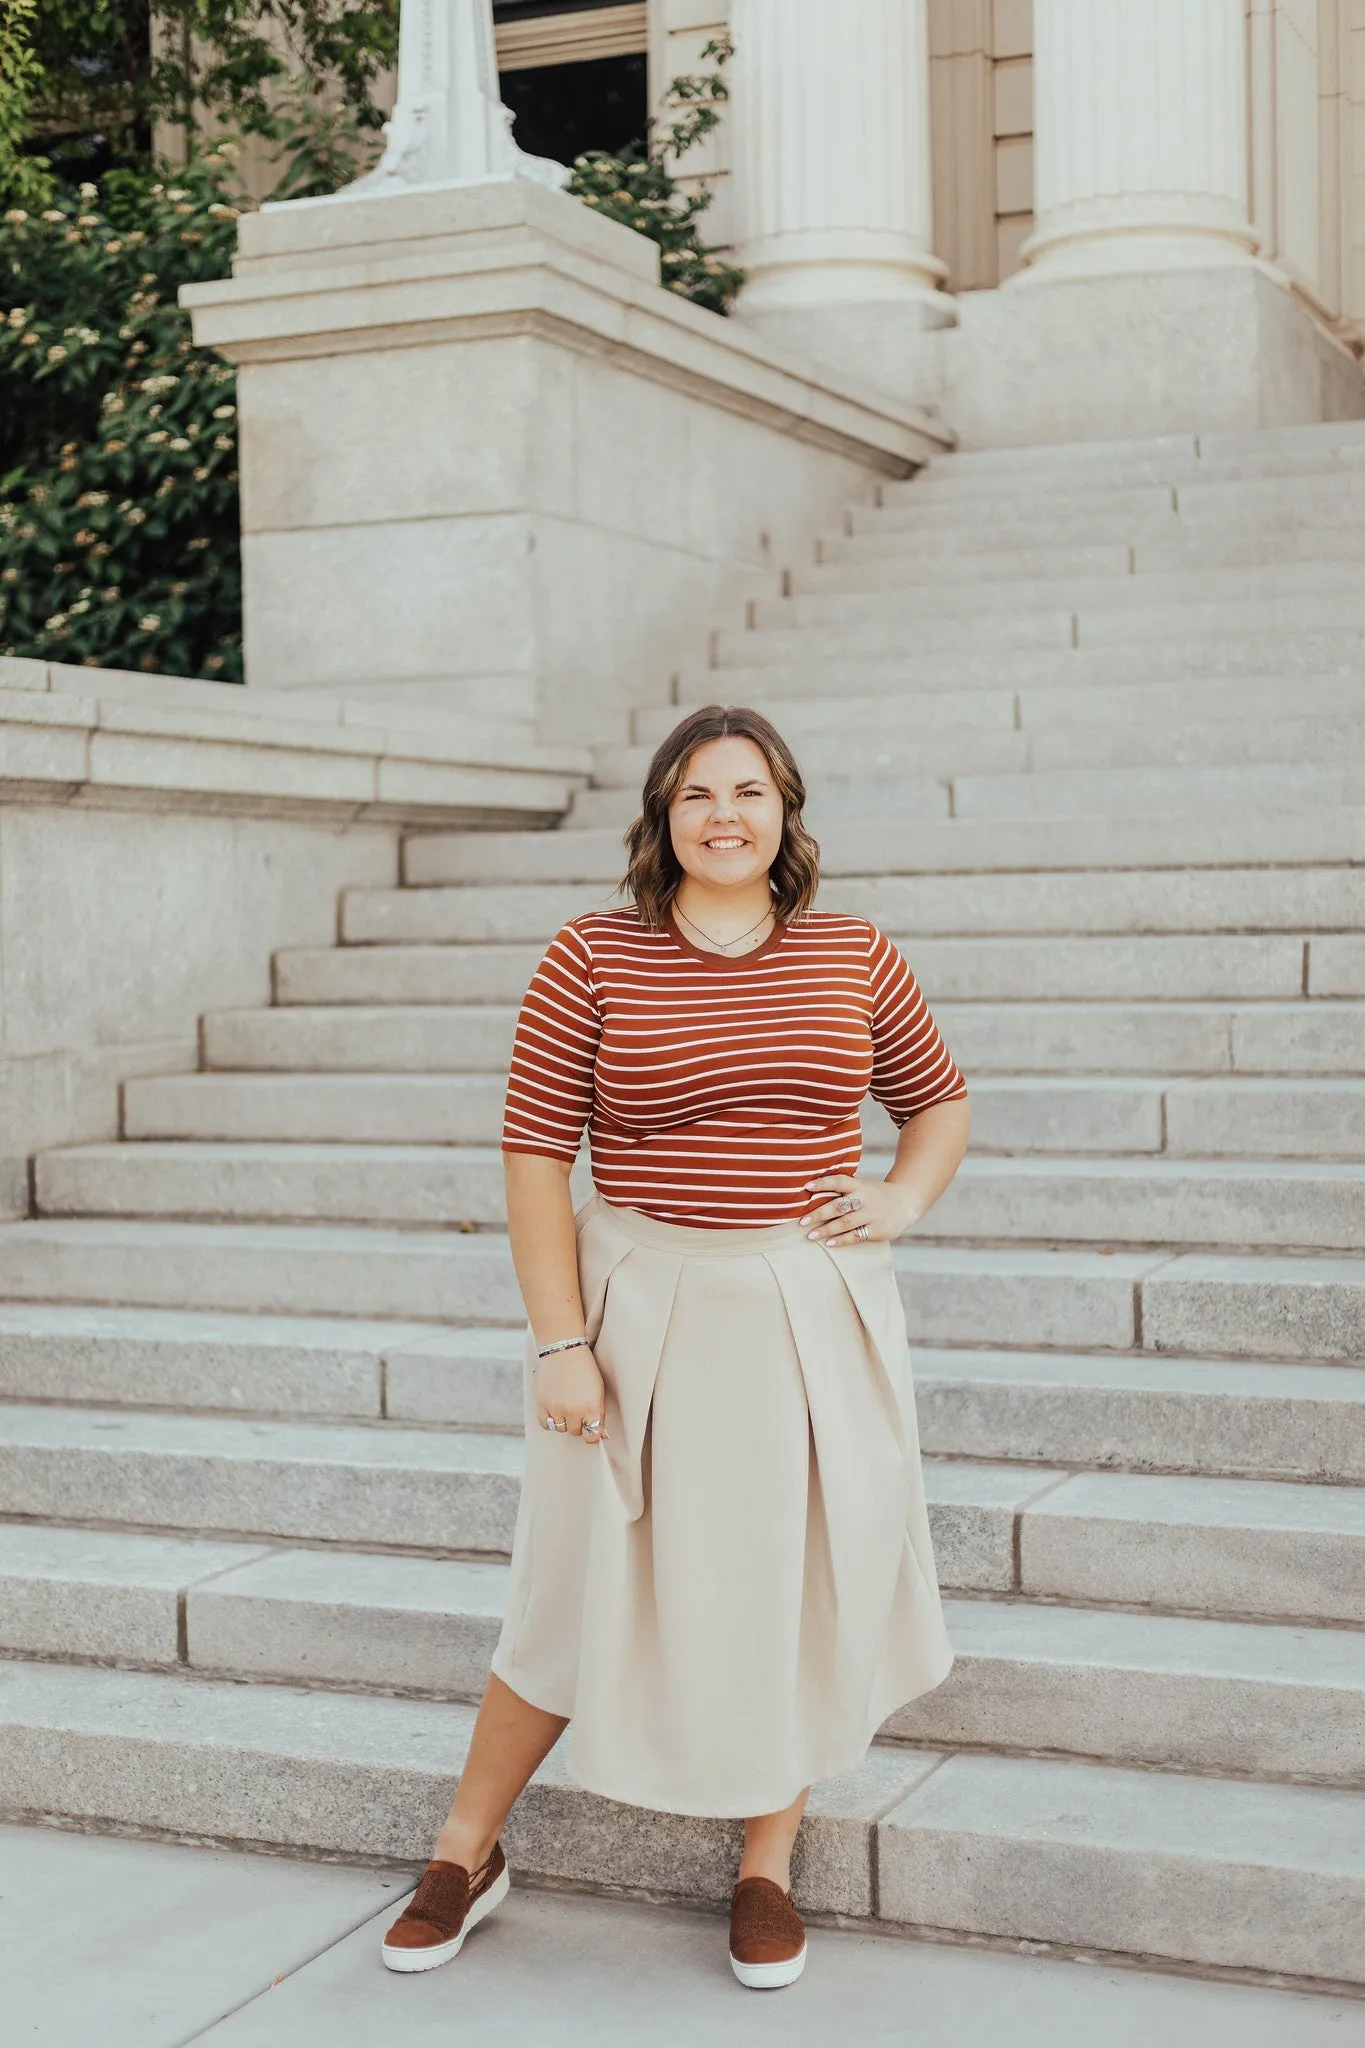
[501,905,967,1229]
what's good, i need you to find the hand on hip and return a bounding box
[801,1174,920,1247]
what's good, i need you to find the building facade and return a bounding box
[501,0,1365,350]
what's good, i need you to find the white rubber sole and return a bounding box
[380,1862,511,1973]
[730,1942,808,1989]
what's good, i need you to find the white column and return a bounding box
[729,0,945,311]
[1019,0,1258,281]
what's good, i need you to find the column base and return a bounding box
[940,263,1365,447]
[736,295,956,413]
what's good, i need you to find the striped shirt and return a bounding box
[501,906,967,1229]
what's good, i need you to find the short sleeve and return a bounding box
[501,921,602,1162]
[866,923,967,1125]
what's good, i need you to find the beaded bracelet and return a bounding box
[535,1335,589,1360]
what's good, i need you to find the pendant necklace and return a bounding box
[674,901,774,952]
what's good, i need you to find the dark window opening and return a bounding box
[495,1,639,21]
[500,52,647,166]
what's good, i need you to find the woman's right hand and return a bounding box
[535,1344,609,1443]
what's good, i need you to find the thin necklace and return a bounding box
[674,901,775,953]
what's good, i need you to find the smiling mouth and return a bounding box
[704,836,748,850]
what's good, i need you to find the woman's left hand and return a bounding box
[800,1174,921,1247]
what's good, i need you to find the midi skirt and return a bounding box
[490,1193,955,1818]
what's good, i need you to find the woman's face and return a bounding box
[668,735,785,892]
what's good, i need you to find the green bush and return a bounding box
[0,150,243,677]
[0,29,743,681]
[568,37,745,317]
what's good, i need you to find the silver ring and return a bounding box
[857,1224,870,1240]
[582,1418,602,1437]
[554,1418,569,1432]
[541,1416,555,1431]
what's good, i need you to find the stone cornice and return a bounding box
[182,183,953,476]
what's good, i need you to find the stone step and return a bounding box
[749,593,1365,655]
[3,1528,1363,1788]
[819,536,1138,580]
[588,716,1365,792]
[932,1157,1365,1253]
[951,763,1365,824]
[325,924,1334,1011]
[0,1300,522,1423]
[0,1658,914,1919]
[875,1748,1365,1984]
[5,1303,1355,1485]
[4,1402,1363,1619]
[125,1070,1365,1159]
[794,556,1365,614]
[941,1000,1365,1079]
[8,1663,1361,1979]
[0,1403,525,1554]
[930,420,1365,476]
[954,1077,1365,1161]
[427,811,1365,882]
[257,979,1365,1081]
[819,520,1365,582]
[207,1005,519,1071]
[698,627,1365,690]
[885,477,1184,513]
[0,1218,1359,1359]
[0,1402,1026,1592]
[116,1069,1114,1150]
[892,452,1365,507]
[37,1144,1365,1252]
[914,1350,1365,1486]
[634,675,1365,747]
[571,753,1365,831]
[408,841,1363,941]
[849,493,1365,546]
[331,915,1314,1002]
[1312,936,1365,995]
[36,1142,514,1228]
[126,1070,511,1141]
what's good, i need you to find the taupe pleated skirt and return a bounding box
[490,1193,955,1818]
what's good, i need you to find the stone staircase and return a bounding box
[2,420,1364,1993]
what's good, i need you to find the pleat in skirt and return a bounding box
[490,1192,955,1818]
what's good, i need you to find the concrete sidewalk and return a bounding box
[3,1822,1361,2047]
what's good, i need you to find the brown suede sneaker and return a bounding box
[380,1843,510,1973]
[729,1875,807,1988]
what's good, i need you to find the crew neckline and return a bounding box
[665,902,789,969]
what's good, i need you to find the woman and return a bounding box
[382,704,970,1989]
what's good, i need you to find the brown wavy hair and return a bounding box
[621,704,821,930]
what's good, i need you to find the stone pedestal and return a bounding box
[729,0,951,407]
[182,180,944,743]
[942,264,1365,449]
